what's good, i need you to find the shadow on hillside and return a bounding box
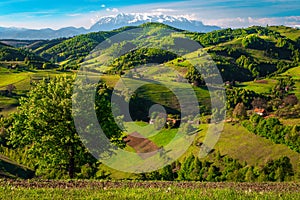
[0,156,35,179]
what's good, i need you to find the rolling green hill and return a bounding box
[268,26,300,41]
[0,42,45,62]
[200,27,298,81]
[97,122,299,180]
[27,26,138,68]
[25,24,300,82]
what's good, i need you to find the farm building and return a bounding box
[254,108,267,116]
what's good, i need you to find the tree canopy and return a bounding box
[8,76,123,178]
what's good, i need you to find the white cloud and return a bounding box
[111,8,119,12]
[106,8,119,12]
[101,4,106,8]
[67,13,82,17]
[152,8,176,12]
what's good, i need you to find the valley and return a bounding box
[0,23,299,183]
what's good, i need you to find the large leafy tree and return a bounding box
[8,76,122,178]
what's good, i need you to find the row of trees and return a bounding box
[140,154,296,182]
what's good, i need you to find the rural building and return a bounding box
[254,108,267,116]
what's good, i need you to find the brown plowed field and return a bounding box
[124,132,160,159]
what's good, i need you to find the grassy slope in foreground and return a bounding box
[0,181,299,200]
[0,187,299,200]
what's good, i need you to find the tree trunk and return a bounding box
[69,146,75,178]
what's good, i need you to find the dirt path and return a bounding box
[0,179,299,193]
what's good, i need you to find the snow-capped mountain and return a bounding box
[91,13,220,33]
[0,14,220,40]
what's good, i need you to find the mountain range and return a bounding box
[90,13,220,33]
[0,13,220,40]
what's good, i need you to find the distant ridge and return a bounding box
[0,27,89,40]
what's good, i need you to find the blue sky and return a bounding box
[0,0,299,29]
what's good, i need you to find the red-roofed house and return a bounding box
[254,108,267,116]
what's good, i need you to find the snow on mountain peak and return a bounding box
[91,13,220,33]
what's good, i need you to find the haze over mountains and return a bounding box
[0,13,220,40]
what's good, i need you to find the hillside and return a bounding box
[191,26,299,81]
[282,66,300,99]
[22,24,300,82]
[0,40,41,48]
[214,124,299,170]
[27,26,138,68]
[268,26,300,41]
[97,122,299,180]
[0,42,45,62]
